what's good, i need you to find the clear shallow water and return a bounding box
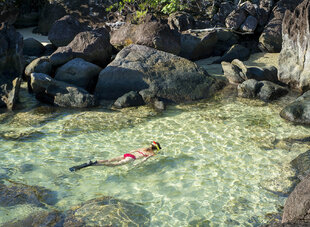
[1,84,310,226]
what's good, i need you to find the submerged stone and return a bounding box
[0,180,57,207]
[63,196,151,226]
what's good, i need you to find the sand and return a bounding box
[17,27,51,46]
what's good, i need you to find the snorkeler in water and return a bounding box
[69,141,162,171]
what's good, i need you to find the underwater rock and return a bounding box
[3,210,63,227]
[63,196,151,226]
[291,150,310,180]
[0,180,57,207]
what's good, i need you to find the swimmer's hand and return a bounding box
[69,160,98,172]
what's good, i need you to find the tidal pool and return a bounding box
[1,83,310,226]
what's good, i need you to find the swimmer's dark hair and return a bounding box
[152,141,161,150]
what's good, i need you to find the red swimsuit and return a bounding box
[123,151,149,160]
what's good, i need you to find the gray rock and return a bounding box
[30,73,97,108]
[291,150,310,180]
[114,91,145,108]
[257,0,274,27]
[180,31,218,60]
[225,8,247,30]
[0,180,57,207]
[213,44,250,64]
[222,61,246,84]
[0,77,22,110]
[95,44,218,103]
[110,21,181,55]
[240,15,258,32]
[23,38,45,56]
[50,29,112,67]
[257,80,288,102]
[258,0,302,53]
[63,196,151,226]
[278,0,310,91]
[48,15,86,47]
[246,65,278,82]
[25,57,52,78]
[54,58,101,92]
[282,174,310,224]
[154,99,165,111]
[213,30,239,56]
[280,91,310,125]
[237,79,261,98]
[168,12,195,31]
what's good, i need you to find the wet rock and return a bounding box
[63,196,151,226]
[240,15,258,32]
[278,0,310,91]
[37,2,67,35]
[48,15,86,47]
[30,73,97,108]
[3,210,63,227]
[168,12,195,32]
[282,174,310,224]
[114,91,145,108]
[50,28,112,67]
[180,31,218,60]
[246,66,278,83]
[0,180,57,207]
[24,57,52,78]
[221,61,246,84]
[280,91,310,125]
[213,44,250,64]
[95,44,218,103]
[0,77,22,110]
[258,0,302,53]
[291,150,310,180]
[110,21,181,55]
[23,38,45,57]
[257,80,288,102]
[154,99,165,111]
[237,79,261,98]
[54,58,101,92]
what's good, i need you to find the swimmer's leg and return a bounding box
[102,157,134,167]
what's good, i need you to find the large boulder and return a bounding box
[37,2,67,35]
[0,1,19,25]
[278,0,310,91]
[54,58,101,92]
[167,12,195,32]
[280,91,310,125]
[24,56,52,78]
[213,44,250,64]
[23,38,45,57]
[0,24,23,110]
[50,28,112,67]
[225,8,247,30]
[48,15,86,47]
[30,73,97,108]
[180,31,218,60]
[0,180,57,207]
[63,197,151,226]
[291,150,310,180]
[114,91,145,108]
[258,0,302,53]
[110,21,181,55]
[95,44,220,103]
[282,174,310,224]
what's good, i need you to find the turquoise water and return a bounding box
[1,83,310,226]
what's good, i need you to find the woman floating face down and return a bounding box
[69,141,162,171]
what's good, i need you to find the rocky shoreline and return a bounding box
[1,0,310,226]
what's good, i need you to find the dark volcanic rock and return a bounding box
[237,79,261,98]
[282,174,310,224]
[110,21,181,55]
[213,44,250,64]
[0,180,57,207]
[259,0,302,53]
[114,91,145,108]
[280,91,310,125]
[48,15,86,47]
[257,80,288,102]
[168,12,195,32]
[23,38,45,56]
[50,29,112,67]
[278,0,310,91]
[95,44,219,103]
[291,150,310,180]
[24,57,52,78]
[63,196,151,226]
[225,8,247,30]
[54,58,101,92]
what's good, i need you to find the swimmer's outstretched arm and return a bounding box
[133,156,152,166]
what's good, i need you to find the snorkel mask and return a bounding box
[152,141,161,154]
